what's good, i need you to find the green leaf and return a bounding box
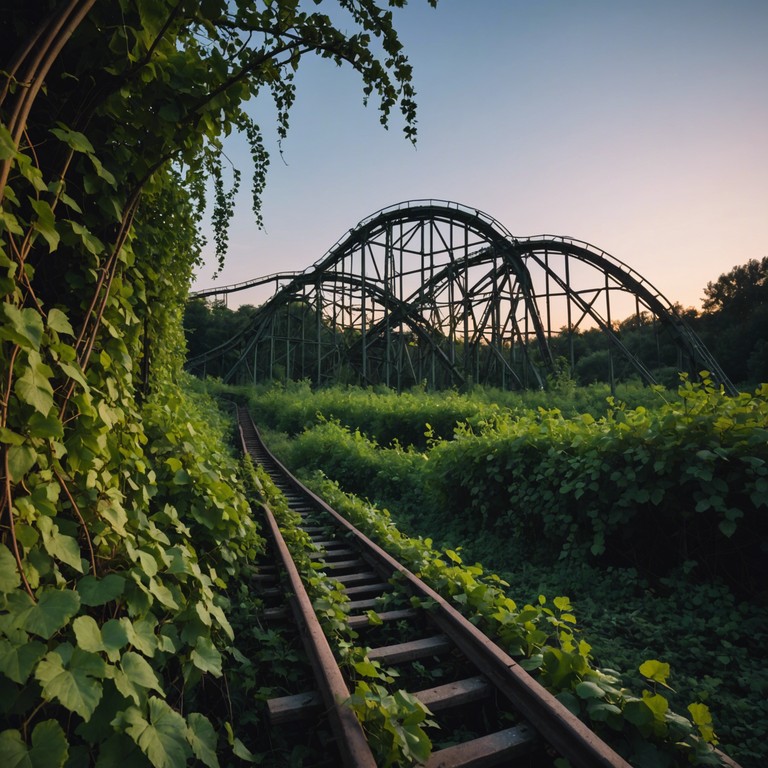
[0,637,46,684]
[575,680,606,700]
[121,652,163,693]
[0,123,16,159]
[24,587,80,639]
[353,659,380,678]
[77,574,125,606]
[14,353,54,415]
[47,308,75,336]
[72,615,104,653]
[688,702,717,743]
[0,428,25,446]
[0,543,21,592]
[7,444,37,482]
[38,516,83,573]
[29,199,60,252]
[0,720,68,768]
[26,412,64,439]
[639,659,672,689]
[1,304,44,349]
[68,220,105,256]
[35,647,104,719]
[122,698,192,768]
[102,619,130,661]
[191,636,222,676]
[50,125,95,154]
[148,577,178,609]
[186,713,220,768]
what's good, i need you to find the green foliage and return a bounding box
[249,377,767,766]
[302,473,727,766]
[2,1,434,762]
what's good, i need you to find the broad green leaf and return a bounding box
[186,713,220,768]
[123,698,192,768]
[59,361,89,389]
[121,652,163,693]
[30,720,68,767]
[688,702,717,743]
[148,577,178,610]
[50,125,95,154]
[77,574,125,606]
[0,637,46,684]
[7,444,37,481]
[553,596,572,611]
[72,615,104,653]
[1,304,44,349]
[14,355,54,415]
[24,587,80,639]
[125,617,158,657]
[0,427,25,446]
[638,659,672,689]
[0,722,66,768]
[445,549,461,564]
[26,412,64,439]
[38,516,83,573]
[47,308,74,336]
[0,544,21,592]
[353,659,380,678]
[575,680,606,700]
[102,619,130,661]
[35,648,104,719]
[190,637,222,676]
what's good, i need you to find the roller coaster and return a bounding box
[188,199,735,394]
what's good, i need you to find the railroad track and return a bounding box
[237,405,633,767]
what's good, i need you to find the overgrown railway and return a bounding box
[237,405,635,767]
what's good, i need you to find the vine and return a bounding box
[1,1,435,764]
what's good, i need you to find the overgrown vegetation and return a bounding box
[1,1,434,764]
[220,378,767,767]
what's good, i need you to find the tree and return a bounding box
[702,257,768,318]
[0,1,434,762]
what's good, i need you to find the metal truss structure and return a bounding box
[188,200,735,394]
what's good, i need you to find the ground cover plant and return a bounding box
[234,377,768,767]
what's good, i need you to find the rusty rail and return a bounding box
[237,405,638,768]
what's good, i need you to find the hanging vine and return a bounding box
[0,1,435,764]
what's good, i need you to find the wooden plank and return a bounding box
[345,597,381,612]
[368,635,450,664]
[425,724,537,767]
[343,582,390,597]
[267,691,321,724]
[413,676,491,712]
[333,571,379,585]
[322,558,366,570]
[309,548,356,560]
[348,608,417,629]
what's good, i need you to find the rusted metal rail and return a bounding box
[238,405,634,767]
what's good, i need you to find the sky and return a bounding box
[190,0,768,315]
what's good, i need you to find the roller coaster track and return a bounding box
[189,200,737,395]
[237,405,635,767]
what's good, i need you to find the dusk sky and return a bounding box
[191,0,768,315]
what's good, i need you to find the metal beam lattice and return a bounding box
[187,200,736,394]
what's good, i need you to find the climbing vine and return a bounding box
[0,1,434,764]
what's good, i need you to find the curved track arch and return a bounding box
[188,200,735,394]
